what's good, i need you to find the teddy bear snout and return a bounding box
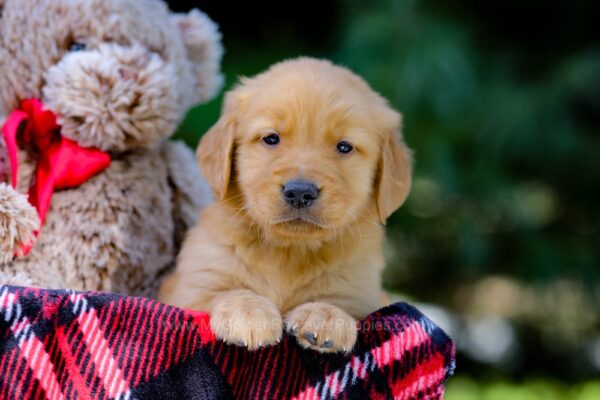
[42,44,180,152]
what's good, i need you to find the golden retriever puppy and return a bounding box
[159,58,412,353]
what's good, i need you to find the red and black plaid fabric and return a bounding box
[0,285,455,399]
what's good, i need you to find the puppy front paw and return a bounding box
[285,302,357,354]
[210,291,283,351]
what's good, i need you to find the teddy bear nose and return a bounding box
[118,67,137,81]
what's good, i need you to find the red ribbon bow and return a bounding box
[1,99,111,254]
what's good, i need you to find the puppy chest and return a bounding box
[239,262,350,313]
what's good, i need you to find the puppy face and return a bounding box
[199,58,412,242]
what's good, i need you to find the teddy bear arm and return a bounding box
[162,141,213,247]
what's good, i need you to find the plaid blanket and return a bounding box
[0,285,455,399]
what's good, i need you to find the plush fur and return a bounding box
[0,0,221,295]
[160,58,413,353]
[0,183,39,264]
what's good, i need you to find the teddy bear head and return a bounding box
[0,0,223,152]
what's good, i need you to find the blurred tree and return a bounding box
[334,0,600,381]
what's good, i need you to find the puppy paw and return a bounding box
[285,302,357,354]
[210,292,283,351]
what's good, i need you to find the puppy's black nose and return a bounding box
[283,180,320,209]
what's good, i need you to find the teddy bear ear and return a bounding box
[172,9,224,103]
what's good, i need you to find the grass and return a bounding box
[445,377,600,400]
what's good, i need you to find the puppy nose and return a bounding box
[283,180,320,209]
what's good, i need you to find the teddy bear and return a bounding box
[0,0,221,296]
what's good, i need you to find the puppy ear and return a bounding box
[375,110,413,224]
[197,117,234,201]
[172,9,224,103]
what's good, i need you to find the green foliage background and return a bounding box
[170,0,600,396]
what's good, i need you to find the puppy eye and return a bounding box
[262,133,280,146]
[69,42,87,52]
[336,141,353,154]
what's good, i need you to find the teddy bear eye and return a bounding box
[336,141,353,154]
[69,42,87,52]
[262,133,280,146]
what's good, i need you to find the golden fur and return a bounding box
[159,58,412,353]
